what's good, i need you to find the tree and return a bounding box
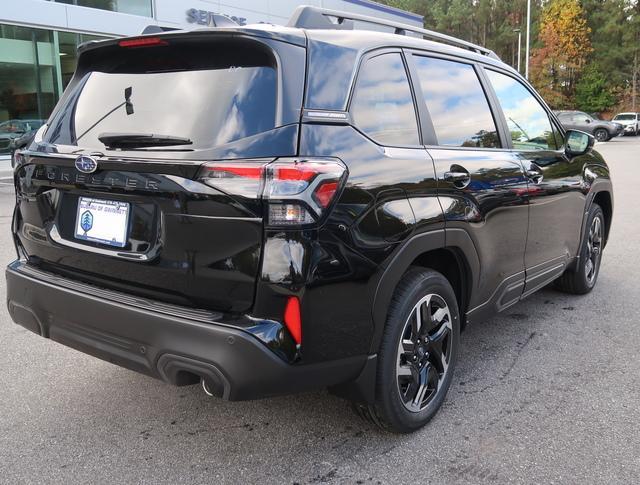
[529,0,592,108]
[575,64,616,112]
[379,0,637,110]
[379,1,543,72]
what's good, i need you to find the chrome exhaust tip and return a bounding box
[201,377,215,397]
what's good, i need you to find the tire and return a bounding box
[555,203,605,295]
[594,129,609,142]
[353,268,460,433]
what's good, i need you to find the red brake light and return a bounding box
[118,37,168,48]
[283,296,302,346]
[203,164,264,179]
[274,167,317,181]
[313,181,339,208]
[199,162,268,198]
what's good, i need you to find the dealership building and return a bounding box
[0,0,422,158]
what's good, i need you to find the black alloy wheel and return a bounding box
[396,294,452,412]
[584,212,603,286]
[555,203,605,294]
[352,268,460,433]
[594,129,609,142]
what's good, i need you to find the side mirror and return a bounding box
[565,130,594,157]
[584,118,591,124]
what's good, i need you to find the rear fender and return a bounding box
[368,228,480,354]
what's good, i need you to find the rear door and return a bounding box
[483,68,585,296]
[557,113,583,134]
[408,53,530,314]
[14,32,305,312]
[345,50,439,247]
[570,112,595,135]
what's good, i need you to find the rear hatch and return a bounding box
[13,30,306,312]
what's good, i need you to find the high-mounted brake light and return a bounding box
[198,158,347,226]
[118,37,168,48]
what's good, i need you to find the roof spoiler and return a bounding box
[140,25,181,35]
[141,13,239,35]
[287,5,500,60]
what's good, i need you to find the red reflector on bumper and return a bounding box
[284,297,302,345]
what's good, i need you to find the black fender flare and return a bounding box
[577,167,613,261]
[368,228,480,354]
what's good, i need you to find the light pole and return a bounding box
[514,28,522,74]
[525,0,531,79]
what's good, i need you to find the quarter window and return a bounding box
[350,53,420,146]
[413,56,499,148]
[486,70,559,150]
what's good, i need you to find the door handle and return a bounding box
[443,165,471,188]
[526,167,544,184]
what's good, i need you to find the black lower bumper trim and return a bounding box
[6,260,366,400]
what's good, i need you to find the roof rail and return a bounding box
[287,5,500,60]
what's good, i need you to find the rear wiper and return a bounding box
[76,87,134,143]
[98,132,193,149]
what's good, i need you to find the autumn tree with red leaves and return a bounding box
[527,0,592,107]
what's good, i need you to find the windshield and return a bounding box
[44,39,278,152]
[614,114,636,121]
[0,120,42,133]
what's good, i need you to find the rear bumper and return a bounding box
[6,260,366,400]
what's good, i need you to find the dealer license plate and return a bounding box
[74,197,130,248]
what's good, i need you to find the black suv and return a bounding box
[6,7,613,433]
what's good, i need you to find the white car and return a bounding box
[612,112,639,136]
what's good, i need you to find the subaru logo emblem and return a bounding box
[75,155,98,174]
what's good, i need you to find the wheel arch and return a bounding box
[369,228,479,355]
[592,190,613,247]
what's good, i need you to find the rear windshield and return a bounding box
[44,38,278,151]
[614,114,636,121]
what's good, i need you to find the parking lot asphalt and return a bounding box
[1,137,639,484]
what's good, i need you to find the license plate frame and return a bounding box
[74,197,130,248]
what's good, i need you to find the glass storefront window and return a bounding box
[0,23,109,154]
[0,25,58,153]
[53,0,153,17]
[58,31,108,87]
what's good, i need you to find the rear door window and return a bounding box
[350,52,420,146]
[485,69,560,150]
[45,39,278,151]
[413,56,500,148]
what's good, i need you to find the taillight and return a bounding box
[198,158,346,226]
[199,162,266,198]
